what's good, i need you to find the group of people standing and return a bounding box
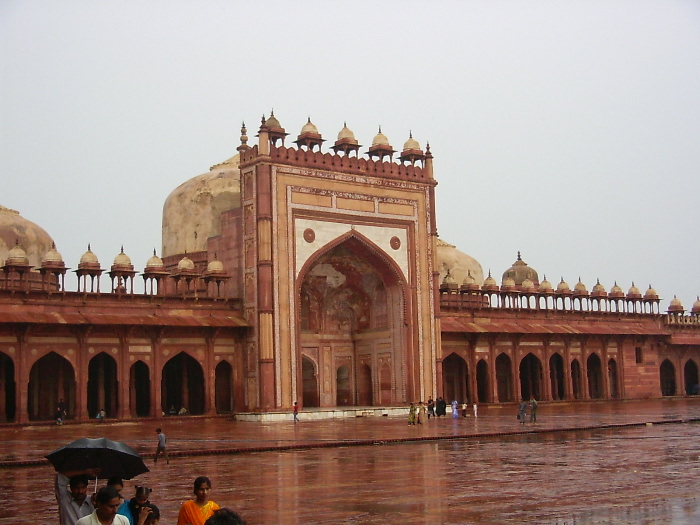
[55,427,246,525]
[56,472,246,525]
[518,397,538,424]
[412,398,478,423]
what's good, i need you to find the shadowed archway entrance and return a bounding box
[215,361,233,413]
[476,359,489,403]
[660,359,676,396]
[496,353,513,402]
[684,359,699,395]
[587,354,603,399]
[571,359,582,400]
[162,352,205,414]
[28,351,75,421]
[302,357,319,407]
[0,352,16,422]
[88,352,118,418]
[549,353,565,400]
[443,353,470,404]
[298,234,407,408]
[130,361,151,417]
[519,353,542,401]
[608,358,620,398]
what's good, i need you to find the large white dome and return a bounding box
[162,154,241,257]
[436,238,484,286]
[0,205,55,268]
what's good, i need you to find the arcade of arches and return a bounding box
[440,349,620,403]
[14,349,236,422]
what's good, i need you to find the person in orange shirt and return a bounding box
[177,476,220,525]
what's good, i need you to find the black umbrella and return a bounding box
[46,437,149,480]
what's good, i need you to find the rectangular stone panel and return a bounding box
[129,345,151,353]
[336,197,374,212]
[292,191,332,207]
[378,202,414,216]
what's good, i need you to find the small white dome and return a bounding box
[79,245,99,265]
[300,118,318,135]
[178,255,195,270]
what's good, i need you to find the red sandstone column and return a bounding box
[16,330,28,423]
[563,343,574,400]
[152,337,163,418]
[117,336,129,420]
[542,348,552,401]
[489,343,498,403]
[581,344,590,400]
[75,334,88,421]
[205,337,216,416]
[256,161,276,410]
[601,347,611,399]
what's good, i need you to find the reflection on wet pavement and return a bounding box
[1,399,700,524]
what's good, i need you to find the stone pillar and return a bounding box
[75,336,88,421]
[256,160,276,410]
[152,336,163,418]
[117,336,129,420]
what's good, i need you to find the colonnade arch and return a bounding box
[660,359,676,396]
[549,353,565,400]
[87,352,118,418]
[443,353,471,404]
[684,359,699,395]
[161,352,205,415]
[302,356,319,407]
[476,359,489,403]
[587,353,603,399]
[608,358,620,398]
[28,351,75,420]
[571,359,582,399]
[130,361,151,417]
[519,353,542,401]
[0,352,16,422]
[215,361,234,414]
[358,364,373,406]
[495,353,513,402]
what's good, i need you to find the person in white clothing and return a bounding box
[76,486,129,525]
[472,402,478,417]
[55,472,94,525]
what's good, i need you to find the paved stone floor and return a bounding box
[2,398,700,524]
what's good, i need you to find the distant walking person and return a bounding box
[518,401,527,424]
[472,402,478,418]
[451,400,459,419]
[427,398,435,419]
[154,428,169,464]
[529,397,538,423]
[293,401,299,423]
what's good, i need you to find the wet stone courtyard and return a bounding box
[1,399,700,524]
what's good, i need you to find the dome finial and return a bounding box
[517,251,522,261]
[240,121,248,146]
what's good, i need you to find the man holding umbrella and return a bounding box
[48,437,150,525]
[55,470,95,525]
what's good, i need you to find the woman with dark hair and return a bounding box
[177,476,220,525]
[118,486,152,525]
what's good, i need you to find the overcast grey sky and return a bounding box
[2,1,699,310]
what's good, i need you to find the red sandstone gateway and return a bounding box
[1,114,700,425]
